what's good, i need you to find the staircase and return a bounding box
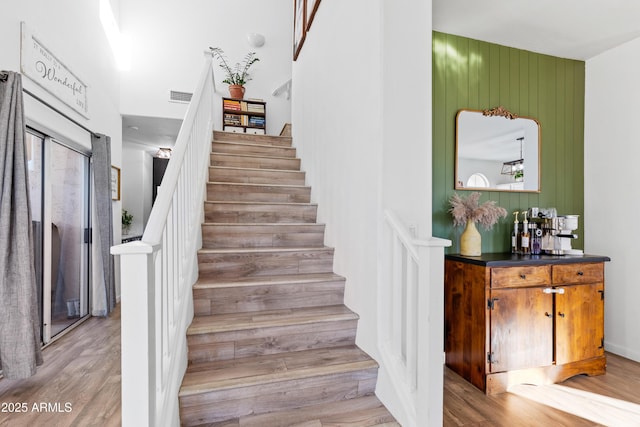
[178,131,399,426]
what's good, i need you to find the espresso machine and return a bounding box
[529,208,581,255]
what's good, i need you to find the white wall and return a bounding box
[292,0,434,423]
[122,144,153,236]
[0,0,124,303]
[585,37,640,362]
[119,0,292,135]
[0,0,122,159]
[292,0,383,357]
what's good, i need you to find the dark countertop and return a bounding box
[445,253,611,267]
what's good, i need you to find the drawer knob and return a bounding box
[577,271,584,276]
[520,274,527,279]
[544,312,552,318]
[558,312,566,318]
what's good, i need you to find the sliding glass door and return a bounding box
[26,129,91,344]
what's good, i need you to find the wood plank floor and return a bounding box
[2,305,640,427]
[0,305,121,427]
[444,352,640,426]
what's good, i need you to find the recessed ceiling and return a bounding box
[122,115,182,153]
[433,0,640,60]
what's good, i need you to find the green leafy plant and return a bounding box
[514,170,524,181]
[209,47,260,86]
[122,209,133,230]
[448,192,507,230]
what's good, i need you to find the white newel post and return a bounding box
[415,239,449,426]
[379,210,450,427]
[114,242,157,427]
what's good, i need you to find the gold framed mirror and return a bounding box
[455,107,541,192]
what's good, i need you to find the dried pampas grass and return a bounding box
[449,192,507,230]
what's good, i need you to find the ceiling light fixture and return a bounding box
[501,137,524,175]
[155,148,172,159]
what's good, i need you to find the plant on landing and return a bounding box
[209,47,260,86]
[448,192,507,230]
[122,209,133,229]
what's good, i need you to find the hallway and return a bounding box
[0,306,121,427]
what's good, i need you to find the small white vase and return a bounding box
[460,221,481,256]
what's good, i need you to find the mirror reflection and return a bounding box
[455,108,541,192]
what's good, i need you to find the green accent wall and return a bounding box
[432,32,585,254]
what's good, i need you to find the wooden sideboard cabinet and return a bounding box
[444,253,610,394]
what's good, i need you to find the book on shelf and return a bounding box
[224,113,242,125]
[248,116,265,125]
[247,105,265,113]
[223,99,242,111]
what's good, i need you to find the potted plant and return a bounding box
[122,209,133,235]
[449,192,507,256]
[209,47,260,99]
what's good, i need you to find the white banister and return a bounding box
[379,210,451,427]
[111,55,218,427]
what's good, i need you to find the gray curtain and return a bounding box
[91,134,116,315]
[0,71,43,379]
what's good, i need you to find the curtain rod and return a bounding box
[22,87,100,138]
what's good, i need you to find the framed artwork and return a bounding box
[306,0,321,31]
[111,166,121,201]
[293,0,306,61]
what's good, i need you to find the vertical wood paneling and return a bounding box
[432,32,586,253]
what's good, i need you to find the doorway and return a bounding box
[26,129,91,344]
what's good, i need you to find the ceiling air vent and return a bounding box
[169,90,192,103]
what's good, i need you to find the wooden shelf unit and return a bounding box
[222,97,266,135]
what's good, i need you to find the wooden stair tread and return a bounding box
[211,152,299,161]
[198,246,333,255]
[212,140,297,151]
[194,273,343,289]
[204,200,317,207]
[213,131,292,147]
[187,305,357,335]
[180,346,378,396]
[210,165,304,174]
[202,222,325,228]
[209,181,309,189]
[218,395,399,427]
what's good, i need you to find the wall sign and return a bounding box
[20,22,89,118]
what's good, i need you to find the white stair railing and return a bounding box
[111,55,218,427]
[379,210,451,427]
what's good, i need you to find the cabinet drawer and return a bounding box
[552,263,603,284]
[490,265,551,288]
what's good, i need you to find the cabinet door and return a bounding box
[555,283,605,364]
[489,288,553,372]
